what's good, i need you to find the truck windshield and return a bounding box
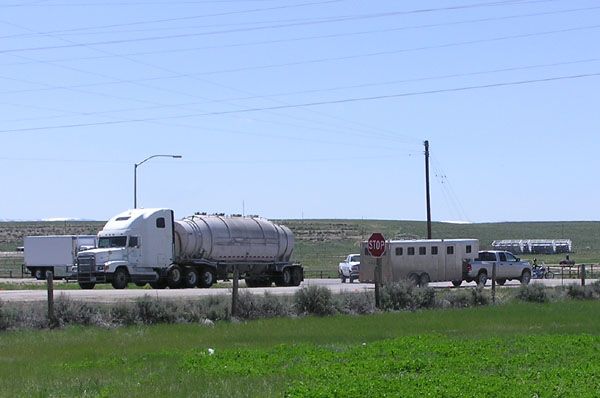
[98,236,127,248]
[350,255,360,262]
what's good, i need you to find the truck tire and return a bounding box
[496,278,506,286]
[167,265,183,289]
[111,268,129,289]
[78,282,95,289]
[476,271,487,287]
[520,269,532,285]
[183,267,199,288]
[291,267,303,286]
[340,273,347,283]
[451,280,462,288]
[198,268,215,288]
[34,268,44,280]
[135,282,147,287]
[419,273,431,287]
[282,267,293,286]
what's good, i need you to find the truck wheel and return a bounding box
[451,280,462,288]
[340,273,347,283]
[183,268,199,288]
[135,282,147,287]
[198,268,215,288]
[167,265,183,289]
[34,268,44,280]
[111,268,129,289]
[419,273,431,287]
[476,272,487,287]
[78,282,95,289]
[291,268,303,286]
[281,268,293,286]
[520,269,532,285]
[496,278,506,286]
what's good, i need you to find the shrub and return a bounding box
[54,297,99,326]
[567,285,595,300]
[470,287,490,306]
[335,292,375,315]
[109,303,139,326]
[380,281,414,311]
[294,285,336,316]
[443,290,473,308]
[517,284,549,303]
[135,296,180,324]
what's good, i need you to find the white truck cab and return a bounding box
[77,208,174,289]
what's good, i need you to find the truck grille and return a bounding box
[77,254,105,282]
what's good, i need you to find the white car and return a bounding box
[338,254,360,283]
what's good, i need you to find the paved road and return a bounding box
[0,277,593,303]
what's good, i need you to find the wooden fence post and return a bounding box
[581,264,586,286]
[46,271,55,327]
[231,267,239,317]
[491,262,496,304]
[374,258,382,309]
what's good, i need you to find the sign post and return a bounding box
[367,233,386,309]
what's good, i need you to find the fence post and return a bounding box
[581,264,586,286]
[46,271,55,327]
[231,267,239,317]
[491,262,496,304]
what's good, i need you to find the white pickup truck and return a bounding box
[338,254,360,283]
[464,250,532,287]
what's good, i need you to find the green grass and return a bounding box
[1,301,599,397]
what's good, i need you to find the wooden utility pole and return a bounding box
[424,140,432,239]
[46,271,55,327]
[231,267,239,317]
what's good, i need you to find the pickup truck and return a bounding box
[464,250,531,287]
[338,254,360,283]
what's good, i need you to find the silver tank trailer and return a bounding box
[173,214,294,263]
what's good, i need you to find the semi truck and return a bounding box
[359,238,479,287]
[76,208,303,289]
[24,235,97,280]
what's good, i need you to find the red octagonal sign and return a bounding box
[367,233,386,257]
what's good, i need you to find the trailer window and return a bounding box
[408,247,415,256]
[156,217,166,228]
[395,247,403,256]
[98,236,127,248]
[419,247,426,255]
[431,246,438,255]
[466,245,472,253]
[447,246,454,255]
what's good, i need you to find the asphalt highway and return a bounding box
[0,278,592,303]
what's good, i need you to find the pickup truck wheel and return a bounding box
[419,273,431,287]
[451,280,462,288]
[520,270,532,285]
[111,268,129,289]
[183,268,199,288]
[198,268,215,288]
[78,282,95,290]
[167,265,183,289]
[340,274,346,283]
[496,278,506,286]
[476,272,487,287]
[34,268,45,280]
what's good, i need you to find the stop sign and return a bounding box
[367,233,386,257]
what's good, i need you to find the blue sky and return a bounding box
[1,0,599,222]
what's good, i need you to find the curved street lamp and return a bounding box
[134,154,182,208]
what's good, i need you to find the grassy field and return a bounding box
[2,219,599,277]
[0,301,599,396]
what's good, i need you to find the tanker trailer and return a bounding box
[76,208,303,289]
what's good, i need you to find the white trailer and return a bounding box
[359,239,479,287]
[24,235,97,280]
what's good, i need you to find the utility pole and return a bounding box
[424,140,432,239]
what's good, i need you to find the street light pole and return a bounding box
[134,154,182,208]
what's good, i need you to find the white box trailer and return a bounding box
[360,239,479,286]
[24,235,97,280]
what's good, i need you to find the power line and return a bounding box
[2,71,598,134]
[0,0,563,52]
